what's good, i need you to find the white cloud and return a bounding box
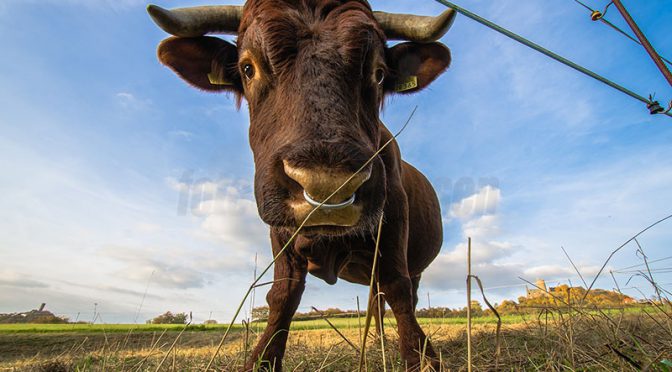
[449,185,501,221]
[462,214,501,239]
[424,186,590,294]
[0,0,246,15]
[523,265,601,280]
[102,246,207,289]
[168,130,195,141]
[134,222,162,234]
[116,92,151,111]
[167,177,241,198]
[193,184,269,254]
[166,176,267,252]
[167,177,191,194]
[196,181,221,197]
[1,0,146,12]
[426,186,517,288]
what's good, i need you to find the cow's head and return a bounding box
[149,0,454,236]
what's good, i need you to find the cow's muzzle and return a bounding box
[283,161,372,227]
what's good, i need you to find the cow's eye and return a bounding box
[375,68,385,86]
[242,64,255,80]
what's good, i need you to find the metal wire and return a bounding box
[571,0,672,66]
[434,0,672,118]
[612,255,672,272]
[574,0,614,19]
[613,267,672,274]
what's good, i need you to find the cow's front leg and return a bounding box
[244,230,307,372]
[380,274,438,370]
[378,186,438,370]
[371,283,386,339]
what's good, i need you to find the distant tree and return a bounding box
[32,314,69,324]
[252,306,270,322]
[467,300,484,317]
[292,307,346,320]
[496,300,519,314]
[416,306,455,318]
[321,308,345,316]
[149,311,188,324]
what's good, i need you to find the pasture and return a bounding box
[1,1,671,371]
[0,316,523,334]
[2,308,671,371]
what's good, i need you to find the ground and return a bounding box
[1,311,670,371]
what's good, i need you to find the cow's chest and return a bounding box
[336,250,376,285]
[296,237,375,286]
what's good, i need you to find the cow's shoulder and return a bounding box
[378,122,403,176]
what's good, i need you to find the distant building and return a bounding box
[526,279,548,298]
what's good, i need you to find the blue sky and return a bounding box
[0,0,670,324]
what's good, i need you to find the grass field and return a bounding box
[1,308,671,371]
[0,315,522,334]
[1,307,651,334]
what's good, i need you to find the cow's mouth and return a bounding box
[288,192,362,228]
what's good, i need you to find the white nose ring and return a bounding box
[303,190,356,210]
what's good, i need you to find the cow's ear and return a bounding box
[157,36,241,93]
[384,42,451,94]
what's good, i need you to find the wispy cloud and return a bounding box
[168,130,195,141]
[1,0,147,12]
[103,245,207,289]
[0,271,50,289]
[167,176,268,255]
[195,187,268,252]
[116,92,152,111]
[449,185,501,221]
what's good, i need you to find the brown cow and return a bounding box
[148,1,454,370]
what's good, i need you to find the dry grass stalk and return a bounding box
[132,328,167,371]
[376,282,387,372]
[358,211,386,372]
[154,314,192,371]
[470,275,502,369]
[466,236,472,372]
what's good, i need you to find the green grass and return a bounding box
[0,316,517,334]
[0,307,656,334]
[0,323,238,334]
[286,315,524,331]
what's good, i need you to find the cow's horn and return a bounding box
[374,8,456,42]
[147,4,242,37]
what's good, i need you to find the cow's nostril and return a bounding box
[283,160,371,204]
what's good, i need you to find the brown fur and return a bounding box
[154,1,451,370]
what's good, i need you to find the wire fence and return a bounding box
[570,0,672,66]
[434,0,672,117]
